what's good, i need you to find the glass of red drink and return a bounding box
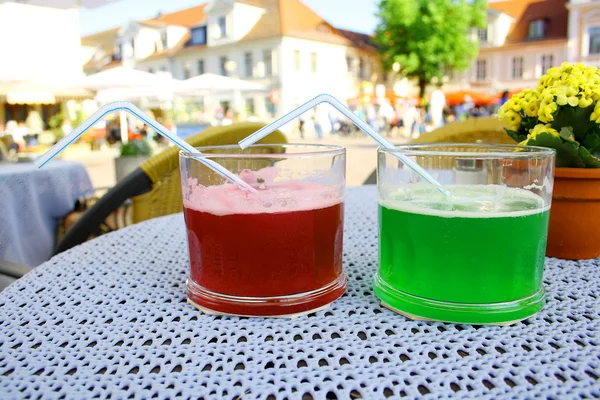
[180,144,346,317]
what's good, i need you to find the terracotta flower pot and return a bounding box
[547,168,600,260]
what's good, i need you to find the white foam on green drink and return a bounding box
[380,185,549,218]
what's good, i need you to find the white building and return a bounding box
[447,0,569,94]
[567,0,600,66]
[0,0,115,127]
[81,0,383,122]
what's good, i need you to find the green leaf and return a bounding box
[505,129,525,143]
[550,105,596,140]
[579,146,600,167]
[521,116,539,132]
[374,0,484,96]
[526,132,585,168]
[559,127,578,145]
[583,133,600,150]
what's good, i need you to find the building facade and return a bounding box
[81,0,383,122]
[447,0,569,94]
[567,0,600,65]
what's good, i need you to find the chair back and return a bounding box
[408,117,516,170]
[412,117,514,145]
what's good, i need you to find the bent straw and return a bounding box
[238,94,450,196]
[34,101,257,193]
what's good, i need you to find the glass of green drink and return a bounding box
[374,144,555,325]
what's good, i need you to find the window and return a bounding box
[541,54,554,73]
[160,65,167,72]
[154,41,159,53]
[528,19,545,39]
[190,26,207,45]
[293,50,301,72]
[310,52,317,74]
[219,56,228,76]
[476,59,486,81]
[244,52,253,77]
[183,63,191,79]
[197,59,205,75]
[148,68,154,74]
[218,16,227,38]
[512,56,524,79]
[245,98,255,115]
[589,27,600,54]
[359,57,366,79]
[130,39,135,56]
[263,49,273,77]
[114,43,123,61]
[161,31,168,49]
[346,56,354,74]
[477,27,488,43]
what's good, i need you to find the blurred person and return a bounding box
[463,95,475,118]
[429,86,446,128]
[312,107,323,139]
[25,111,43,145]
[366,103,378,131]
[499,90,510,106]
[12,122,28,150]
[328,109,338,135]
[61,119,73,136]
[222,108,233,126]
[402,100,417,138]
[298,112,306,139]
[413,107,425,138]
[379,100,395,136]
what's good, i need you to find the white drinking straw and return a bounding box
[238,94,450,196]
[34,101,257,193]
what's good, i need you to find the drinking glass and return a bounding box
[180,144,346,317]
[374,144,555,324]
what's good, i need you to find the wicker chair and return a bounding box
[54,122,287,254]
[362,117,516,184]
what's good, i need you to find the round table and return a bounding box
[0,160,94,266]
[1,186,599,399]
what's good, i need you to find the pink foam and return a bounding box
[183,179,344,216]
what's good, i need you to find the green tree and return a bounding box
[374,0,486,97]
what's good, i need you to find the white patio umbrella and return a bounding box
[77,67,179,143]
[77,67,175,90]
[174,73,266,122]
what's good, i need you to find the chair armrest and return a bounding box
[0,260,34,279]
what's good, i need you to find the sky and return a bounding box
[79,0,379,36]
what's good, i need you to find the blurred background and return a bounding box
[2,0,579,187]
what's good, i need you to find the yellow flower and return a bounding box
[501,109,522,130]
[538,102,558,123]
[556,94,568,106]
[528,123,560,140]
[579,97,593,108]
[566,86,579,96]
[524,101,539,117]
[567,96,579,107]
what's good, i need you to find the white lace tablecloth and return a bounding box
[0,160,93,266]
[1,186,599,399]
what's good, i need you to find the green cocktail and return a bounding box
[374,184,550,324]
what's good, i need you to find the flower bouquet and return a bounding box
[498,62,600,260]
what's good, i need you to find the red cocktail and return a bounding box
[180,145,346,316]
